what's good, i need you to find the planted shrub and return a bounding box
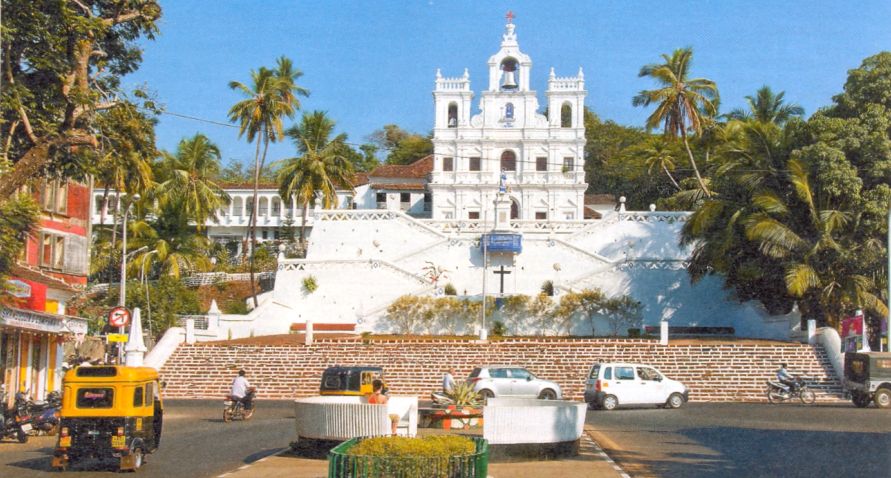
[443,283,457,296]
[491,321,507,337]
[302,275,318,293]
[541,280,555,296]
[445,382,481,408]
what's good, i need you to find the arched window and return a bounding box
[505,103,514,119]
[259,197,269,216]
[500,150,516,171]
[447,102,458,128]
[233,197,243,216]
[561,102,572,128]
[271,197,281,216]
[510,199,519,219]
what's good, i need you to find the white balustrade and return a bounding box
[483,398,586,445]
[294,396,418,440]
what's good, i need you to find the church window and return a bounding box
[561,102,572,128]
[468,211,480,220]
[536,157,547,172]
[500,151,516,171]
[510,199,519,219]
[400,192,411,203]
[443,157,454,171]
[469,157,481,171]
[535,211,547,220]
[232,197,243,216]
[505,103,514,119]
[448,103,458,127]
[563,157,575,172]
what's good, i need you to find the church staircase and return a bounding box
[159,339,845,402]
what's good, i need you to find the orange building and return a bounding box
[1,178,90,405]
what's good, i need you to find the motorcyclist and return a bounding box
[230,370,253,409]
[776,363,798,392]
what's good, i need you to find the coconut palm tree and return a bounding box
[155,134,230,230]
[638,136,682,191]
[278,111,354,250]
[726,86,804,125]
[127,213,213,279]
[228,56,308,305]
[632,47,719,197]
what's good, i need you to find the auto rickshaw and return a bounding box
[319,366,385,396]
[51,366,163,471]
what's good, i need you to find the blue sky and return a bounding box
[128,1,891,167]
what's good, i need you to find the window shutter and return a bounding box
[63,235,89,275]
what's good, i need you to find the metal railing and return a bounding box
[176,315,209,330]
[328,436,488,478]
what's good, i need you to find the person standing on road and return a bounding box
[776,363,797,391]
[442,368,456,394]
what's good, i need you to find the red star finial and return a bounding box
[506,11,515,24]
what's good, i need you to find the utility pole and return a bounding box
[480,207,488,341]
[117,200,129,364]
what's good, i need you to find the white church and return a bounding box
[178,19,802,341]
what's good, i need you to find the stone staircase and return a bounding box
[159,338,845,403]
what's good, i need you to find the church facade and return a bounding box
[429,20,587,222]
[184,19,801,343]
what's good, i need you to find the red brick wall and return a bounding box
[159,339,844,402]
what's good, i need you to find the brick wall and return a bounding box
[159,339,844,402]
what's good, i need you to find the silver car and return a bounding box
[467,366,562,401]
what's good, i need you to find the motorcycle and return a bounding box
[27,390,61,435]
[766,377,816,405]
[223,387,256,422]
[0,389,32,443]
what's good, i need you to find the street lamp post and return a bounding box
[480,207,488,341]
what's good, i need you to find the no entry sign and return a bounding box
[108,307,131,328]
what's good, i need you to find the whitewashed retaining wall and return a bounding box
[294,396,418,440]
[483,398,586,445]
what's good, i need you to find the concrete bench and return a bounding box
[483,398,586,445]
[294,396,418,440]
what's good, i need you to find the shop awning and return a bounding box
[0,307,88,335]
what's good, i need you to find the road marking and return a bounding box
[585,429,631,478]
[216,447,289,478]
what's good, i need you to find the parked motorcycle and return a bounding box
[27,391,61,435]
[223,387,256,422]
[766,377,816,404]
[0,390,32,443]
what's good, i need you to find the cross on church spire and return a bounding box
[506,10,515,24]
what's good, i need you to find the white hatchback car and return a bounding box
[584,363,689,410]
[467,366,562,401]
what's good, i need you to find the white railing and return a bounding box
[294,396,418,439]
[420,219,591,235]
[483,399,586,445]
[548,76,584,91]
[618,211,691,224]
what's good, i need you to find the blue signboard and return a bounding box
[483,233,522,253]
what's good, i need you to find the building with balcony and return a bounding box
[2,179,89,404]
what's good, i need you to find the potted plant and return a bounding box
[435,382,483,430]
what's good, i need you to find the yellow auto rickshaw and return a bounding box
[51,366,163,472]
[319,366,386,396]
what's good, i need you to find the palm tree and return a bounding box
[639,136,681,191]
[726,86,804,125]
[127,214,213,279]
[632,47,719,197]
[228,56,308,305]
[744,160,887,323]
[155,134,230,230]
[278,111,354,251]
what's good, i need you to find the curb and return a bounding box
[585,429,631,478]
[217,447,289,478]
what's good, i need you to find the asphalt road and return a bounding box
[0,399,296,478]
[586,402,891,478]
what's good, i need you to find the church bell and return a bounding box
[501,70,518,90]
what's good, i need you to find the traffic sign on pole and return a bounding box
[108,307,131,328]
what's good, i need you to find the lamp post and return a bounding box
[480,206,488,341]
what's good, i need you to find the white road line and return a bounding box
[216,447,290,478]
[585,435,632,478]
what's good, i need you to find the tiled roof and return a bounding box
[370,183,428,191]
[217,182,280,190]
[369,155,434,179]
[585,193,616,205]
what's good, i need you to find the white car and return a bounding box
[467,366,562,401]
[584,363,689,410]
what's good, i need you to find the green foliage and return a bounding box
[491,321,507,337]
[0,194,38,284]
[445,382,481,408]
[386,295,483,334]
[347,435,474,458]
[155,134,230,229]
[681,51,891,326]
[540,280,555,296]
[77,277,201,340]
[443,283,457,296]
[369,124,434,165]
[302,275,318,293]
